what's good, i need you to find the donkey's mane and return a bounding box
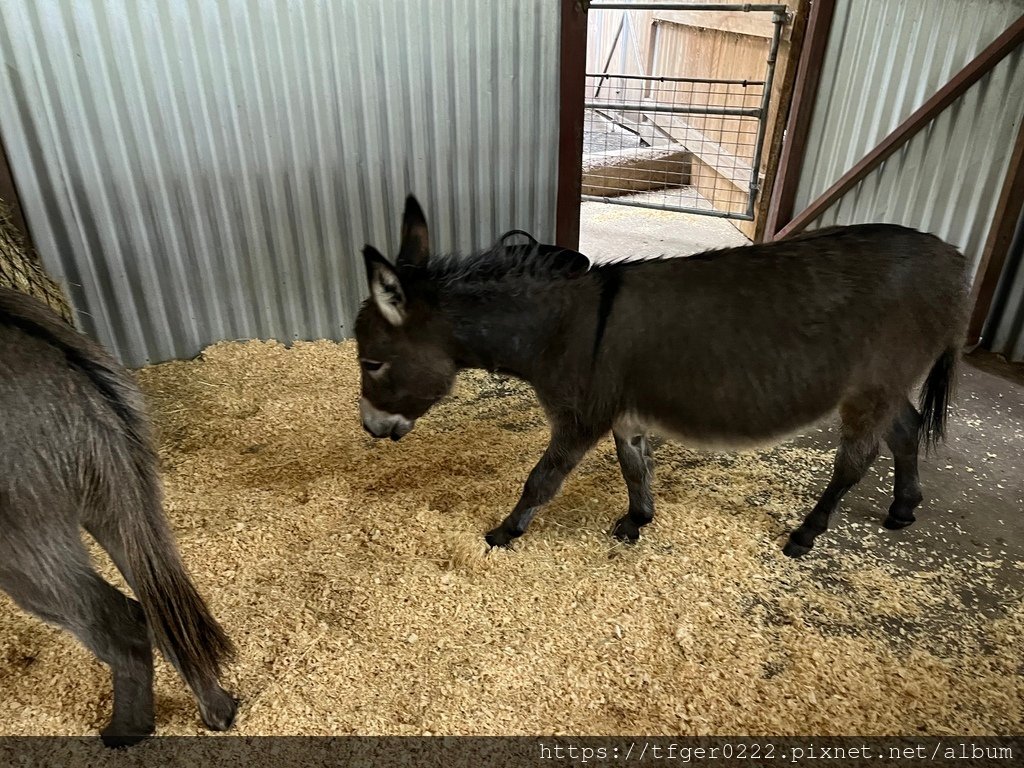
[413,223,911,290]
[421,242,591,289]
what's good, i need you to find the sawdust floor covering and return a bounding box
[0,340,1021,736]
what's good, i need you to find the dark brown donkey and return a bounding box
[0,288,236,746]
[355,196,969,558]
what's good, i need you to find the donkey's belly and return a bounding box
[614,395,838,451]
[614,414,814,450]
[614,411,828,450]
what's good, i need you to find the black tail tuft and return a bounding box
[918,348,957,453]
[120,496,236,687]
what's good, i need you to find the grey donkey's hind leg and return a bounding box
[611,431,655,542]
[485,421,605,548]
[0,533,155,747]
[882,398,925,530]
[84,514,237,732]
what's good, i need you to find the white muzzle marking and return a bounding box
[360,397,415,440]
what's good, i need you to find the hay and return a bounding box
[0,200,73,324]
[0,339,1021,736]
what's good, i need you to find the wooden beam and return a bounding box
[556,0,589,250]
[652,10,777,39]
[967,114,1024,345]
[776,12,1024,239]
[763,0,835,240]
[750,0,809,242]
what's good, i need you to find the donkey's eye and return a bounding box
[360,359,386,374]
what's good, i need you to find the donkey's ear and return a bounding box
[398,195,430,268]
[363,246,406,326]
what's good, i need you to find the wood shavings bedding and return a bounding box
[0,339,1020,737]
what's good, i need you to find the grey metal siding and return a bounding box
[792,0,1024,283]
[0,0,561,366]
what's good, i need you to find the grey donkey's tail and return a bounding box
[918,347,957,453]
[0,289,235,685]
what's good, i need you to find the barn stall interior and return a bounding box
[0,0,1023,755]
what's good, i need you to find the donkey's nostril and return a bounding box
[390,419,415,440]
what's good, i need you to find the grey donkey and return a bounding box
[355,196,969,558]
[0,287,237,746]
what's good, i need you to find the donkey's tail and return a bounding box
[117,469,236,687]
[0,288,234,685]
[918,347,958,453]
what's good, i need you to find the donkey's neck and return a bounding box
[441,284,558,381]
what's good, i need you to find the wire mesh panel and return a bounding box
[583,3,786,220]
[584,75,765,217]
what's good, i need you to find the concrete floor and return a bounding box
[580,201,1024,606]
[793,358,1024,616]
[580,200,749,263]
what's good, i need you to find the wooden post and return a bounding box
[968,115,1024,345]
[763,0,836,240]
[556,0,589,250]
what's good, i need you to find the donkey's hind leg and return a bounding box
[882,398,924,530]
[0,533,155,747]
[783,393,890,558]
[84,513,237,733]
[611,431,655,542]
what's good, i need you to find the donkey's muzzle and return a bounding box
[361,421,412,441]
[360,397,415,441]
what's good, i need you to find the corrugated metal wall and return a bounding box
[792,0,1024,285]
[0,0,561,366]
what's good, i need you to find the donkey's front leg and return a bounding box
[485,424,602,548]
[611,431,655,542]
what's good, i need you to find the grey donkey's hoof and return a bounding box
[199,688,239,732]
[611,515,642,543]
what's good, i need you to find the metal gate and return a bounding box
[583,2,787,220]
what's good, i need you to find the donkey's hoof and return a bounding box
[484,527,517,549]
[199,688,238,732]
[611,516,641,543]
[782,538,812,558]
[883,513,915,530]
[101,724,154,749]
[885,496,920,530]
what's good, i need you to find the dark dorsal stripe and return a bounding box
[591,267,622,367]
